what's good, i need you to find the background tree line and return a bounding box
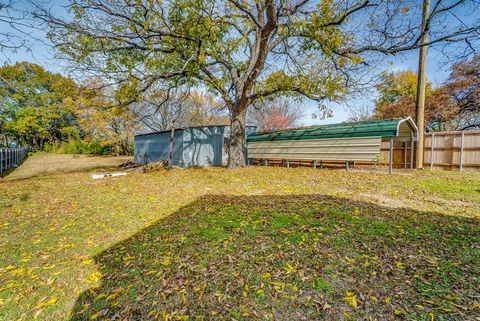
[371,55,480,131]
[0,61,301,154]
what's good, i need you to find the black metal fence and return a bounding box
[0,148,27,174]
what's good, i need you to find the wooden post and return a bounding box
[313,160,317,168]
[264,159,268,166]
[345,161,349,172]
[320,160,323,169]
[415,0,430,169]
[0,148,3,174]
[410,132,415,169]
[430,132,435,171]
[286,160,289,168]
[389,137,394,175]
[404,142,407,169]
[460,131,464,172]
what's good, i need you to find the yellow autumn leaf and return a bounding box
[284,263,296,274]
[160,256,171,266]
[87,272,101,284]
[342,292,359,308]
[46,297,57,305]
[94,293,107,301]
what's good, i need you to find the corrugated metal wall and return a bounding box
[135,125,258,167]
[134,130,184,165]
[183,127,227,166]
[247,137,382,161]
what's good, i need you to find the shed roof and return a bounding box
[134,124,231,138]
[247,118,417,143]
[135,124,258,138]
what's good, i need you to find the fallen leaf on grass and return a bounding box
[342,292,359,308]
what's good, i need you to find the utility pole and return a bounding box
[415,0,430,169]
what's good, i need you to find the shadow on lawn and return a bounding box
[69,195,480,321]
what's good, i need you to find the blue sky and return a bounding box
[0,1,463,126]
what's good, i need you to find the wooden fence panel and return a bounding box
[379,140,414,169]
[379,131,480,171]
[423,131,480,171]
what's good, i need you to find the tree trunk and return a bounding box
[227,109,247,169]
[415,0,430,169]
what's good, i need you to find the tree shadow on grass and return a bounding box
[69,195,480,321]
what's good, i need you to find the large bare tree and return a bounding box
[34,0,480,168]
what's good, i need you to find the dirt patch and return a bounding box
[361,193,410,209]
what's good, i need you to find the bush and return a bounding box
[53,139,114,156]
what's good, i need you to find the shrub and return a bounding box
[55,139,114,156]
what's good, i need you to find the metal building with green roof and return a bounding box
[247,118,418,173]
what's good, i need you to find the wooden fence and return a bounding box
[0,148,28,174]
[380,130,480,171]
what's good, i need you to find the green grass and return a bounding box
[0,154,479,320]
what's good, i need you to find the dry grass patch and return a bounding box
[3,153,131,181]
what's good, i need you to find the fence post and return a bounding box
[460,131,464,172]
[389,137,394,175]
[0,148,3,174]
[313,160,317,168]
[430,132,435,171]
[410,132,415,169]
[403,142,407,169]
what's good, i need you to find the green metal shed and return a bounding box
[247,118,418,174]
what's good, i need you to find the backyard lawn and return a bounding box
[1,154,479,320]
